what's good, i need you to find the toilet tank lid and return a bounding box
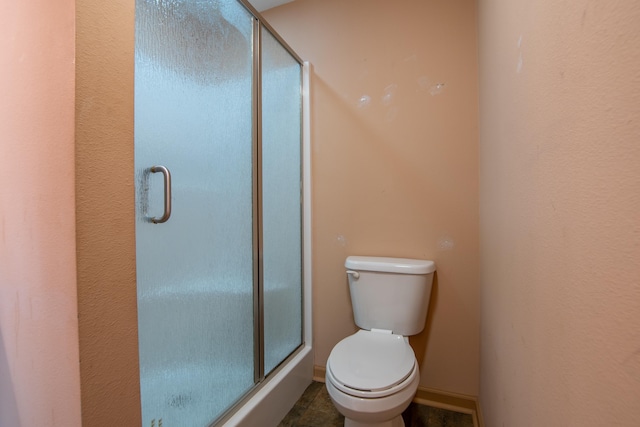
[345,256,436,274]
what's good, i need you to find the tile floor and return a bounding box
[278,382,475,427]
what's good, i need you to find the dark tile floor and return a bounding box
[278,382,475,427]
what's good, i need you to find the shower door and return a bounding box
[261,26,303,376]
[134,1,256,425]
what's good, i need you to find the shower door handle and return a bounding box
[150,165,172,224]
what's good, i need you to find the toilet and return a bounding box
[325,256,436,427]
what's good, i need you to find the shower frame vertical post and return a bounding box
[252,16,265,385]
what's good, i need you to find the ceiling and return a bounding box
[249,0,295,12]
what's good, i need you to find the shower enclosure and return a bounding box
[134,1,311,425]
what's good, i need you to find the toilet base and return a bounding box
[326,366,418,427]
[344,414,405,427]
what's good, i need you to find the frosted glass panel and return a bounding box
[261,27,303,375]
[134,1,255,425]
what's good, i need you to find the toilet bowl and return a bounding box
[326,330,420,427]
[325,256,436,427]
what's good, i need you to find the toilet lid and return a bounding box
[328,330,415,392]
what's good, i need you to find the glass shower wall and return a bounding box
[134,0,256,425]
[260,27,303,376]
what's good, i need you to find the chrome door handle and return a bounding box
[150,165,171,223]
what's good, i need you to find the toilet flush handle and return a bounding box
[346,270,360,279]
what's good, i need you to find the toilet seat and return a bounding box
[327,330,417,398]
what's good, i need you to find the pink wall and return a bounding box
[265,0,480,396]
[479,0,640,425]
[0,1,81,426]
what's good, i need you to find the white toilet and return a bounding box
[325,256,436,427]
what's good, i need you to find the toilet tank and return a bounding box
[345,256,436,336]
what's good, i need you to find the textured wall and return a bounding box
[478,0,640,425]
[75,0,141,425]
[0,0,81,426]
[265,0,480,396]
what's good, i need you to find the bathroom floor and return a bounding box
[278,382,475,427]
